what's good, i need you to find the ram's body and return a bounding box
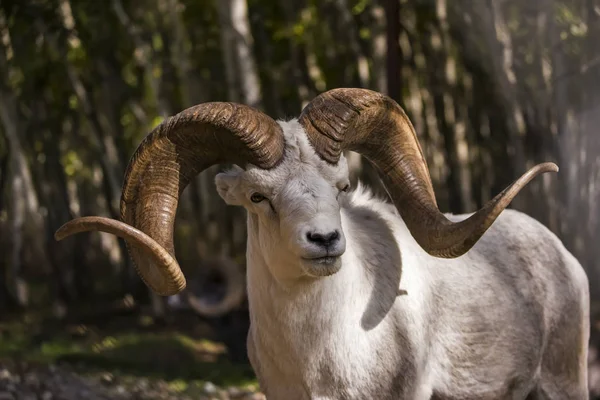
[246,185,589,399]
[55,89,590,399]
[235,121,590,399]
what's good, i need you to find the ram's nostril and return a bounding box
[306,230,340,247]
[329,230,340,241]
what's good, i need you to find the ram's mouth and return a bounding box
[301,255,342,277]
[306,256,339,265]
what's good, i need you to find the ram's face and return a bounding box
[215,120,350,278]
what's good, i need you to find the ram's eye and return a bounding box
[250,193,266,203]
[341,183,350,192]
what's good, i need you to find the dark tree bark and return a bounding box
[384,0,401,101]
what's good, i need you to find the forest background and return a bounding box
[1,0,599,397]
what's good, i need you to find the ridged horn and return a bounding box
[299,88,558,258]
[55,102,284,295]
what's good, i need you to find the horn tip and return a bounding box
[54,223,70,241]
[541,162,559,173]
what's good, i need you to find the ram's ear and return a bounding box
[215,166,244,206]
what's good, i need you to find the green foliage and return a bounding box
[62,149,84,177]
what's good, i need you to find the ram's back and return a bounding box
[418,209,589,398]
[445,209,589,339]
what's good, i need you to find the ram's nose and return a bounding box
[306,230,340,249]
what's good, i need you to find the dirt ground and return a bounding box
[0,361,265,400]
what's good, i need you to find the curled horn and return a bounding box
[299,88,557,258]
[55,102,284,296]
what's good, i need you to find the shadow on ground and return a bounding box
[0,304,257,389]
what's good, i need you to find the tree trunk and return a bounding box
[277,0,309,112]
[370,2,388,94]
[165,0,207,108]
[384,0,401,101]
[582,0,600,296]
[216,0,263,108]
[0,88,40,309]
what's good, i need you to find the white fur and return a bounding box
[215,119,590,399]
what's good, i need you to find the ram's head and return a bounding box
[55,88,557,297]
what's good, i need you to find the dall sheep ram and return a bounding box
[56,88,590,399]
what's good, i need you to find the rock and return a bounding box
[202,381,218,395]
[23,373,40,387]
[0,368,11,380]
[0,391,15,400]
[100,373,113,385]
[135,377,149,390]
[247,394,266,400]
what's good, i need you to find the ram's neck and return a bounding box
[246,214,362,335]
[244,201,414,394]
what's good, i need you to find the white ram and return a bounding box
[56,88,590,399]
